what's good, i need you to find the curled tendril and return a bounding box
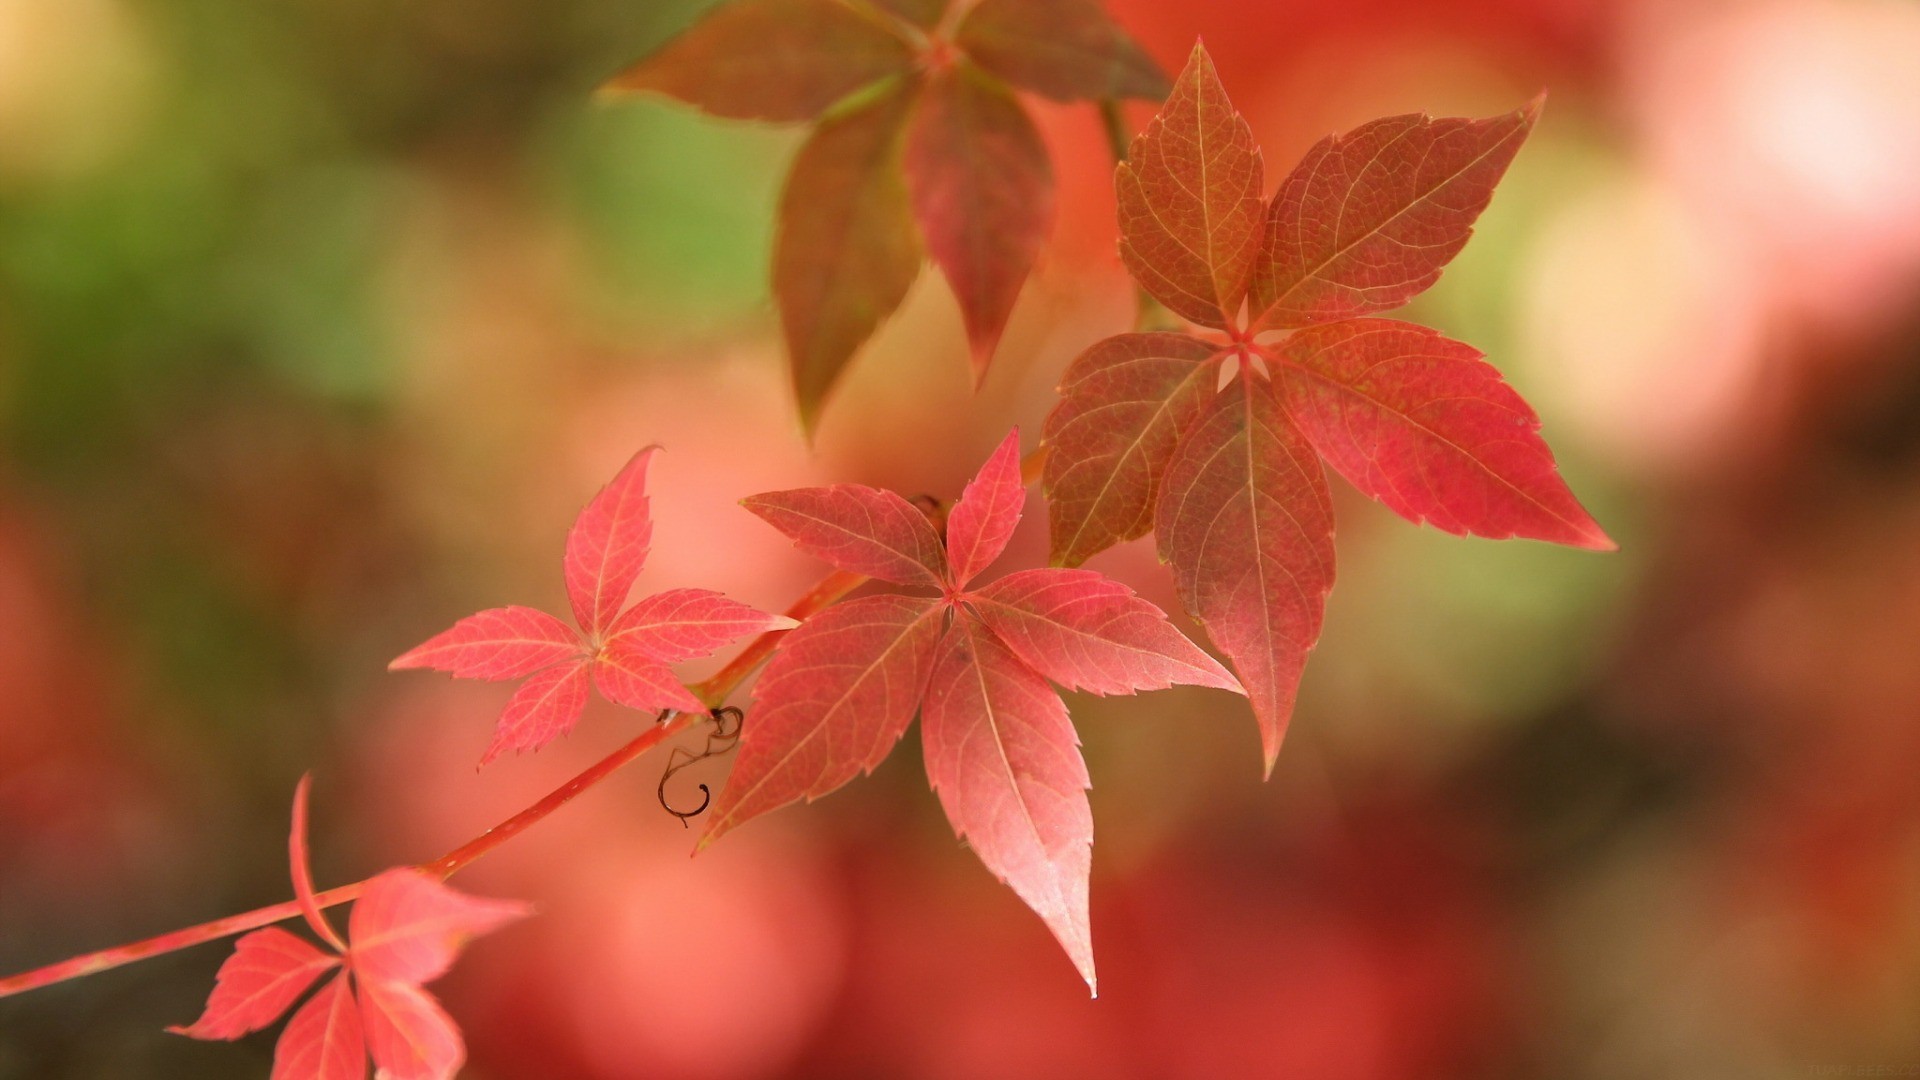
[657,706,746,827]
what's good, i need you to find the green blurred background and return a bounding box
[3,0,1919,1076]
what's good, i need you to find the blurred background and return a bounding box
[3,0,1919,1075]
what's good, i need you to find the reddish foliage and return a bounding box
[611,0,1167,429]
[712,430,1241,990]
[1045,42,1609,770]
[389,449,794,763]
[171,778,529,1080]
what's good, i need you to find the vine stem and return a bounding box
[0,454,1051,1002]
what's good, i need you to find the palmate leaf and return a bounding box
[172,779,530,1080]
[605,0,1166,430]
[392,449,792,764]
[1043,42,1610,773]
[719,430,1242,991]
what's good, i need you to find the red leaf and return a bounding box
[605,0,915,123]
[386,606,582,680]
[775,76,924,433]
[564,448,658,638]
[967,568,1242,695]
[868,0,946,31]
[922,613,1096,993]
[593,648,708,715]
[1042,332,1221,567]
[1115,43,1264,329]
[269,972,364,1080]
[704,594,946,843]
[481,659,593,764]
[178,783,527,1080]
[166,929,339,1040]
[392,449,780,761]
[1249,102,1539,330]
[943,428,1027,587]
[954,0,1168,103]
[1273,320,1613,549]
[602,588,798,664]
[357,978,462,1080]
[744,484,950,587]
[1155,375,1335,774]
[347,869,531,986]
[905,62,1054,381]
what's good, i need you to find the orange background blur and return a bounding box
[3,0,1919,1076]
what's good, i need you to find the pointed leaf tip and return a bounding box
[905,63,1053,387]
[922,615,1096,994]
[1272,320,1612,550]
[1115,40,1263,329]
[945,428,1027,586]
[565,447,660,637]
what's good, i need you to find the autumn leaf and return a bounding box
[1115,42,1265,329]
[171,777,529,1080]
[1155,374,1335,773]
[1249,101,1541,330]
[905,61,1054,382]
[391,448,795,764]
[1043,42,1609,773]
[954,0,1170,103]
[604,0,917,123]
[1042,332,1222,568]
[714,429,1241,992]
[607,0,1165,430]
[776,78,925,433]
[1272,319,1612,549]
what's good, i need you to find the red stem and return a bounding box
[0,565,871,1001]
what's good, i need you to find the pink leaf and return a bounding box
[1041,332,1222,567]
[269,972,364,1080]
[347,869,531,987]
[904,62,1054,381]
[564,447,658,637]
[1155,375,1335,774]
[289,775,346,953]
[1249,102,1539,330]
[744,484,950,587]
[705,594,946,843]
[358,978,463,1080]
[481,659,593,764]
[386,606,582,680]
[602,588,798,664]
[944,428,1027,587]
[1273,320,1613,549]
[967,568,1242,696]
[1115,42,1264,329]
[921,613,1096,993]
[167,928,340,1040]
[592,648,707,715]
